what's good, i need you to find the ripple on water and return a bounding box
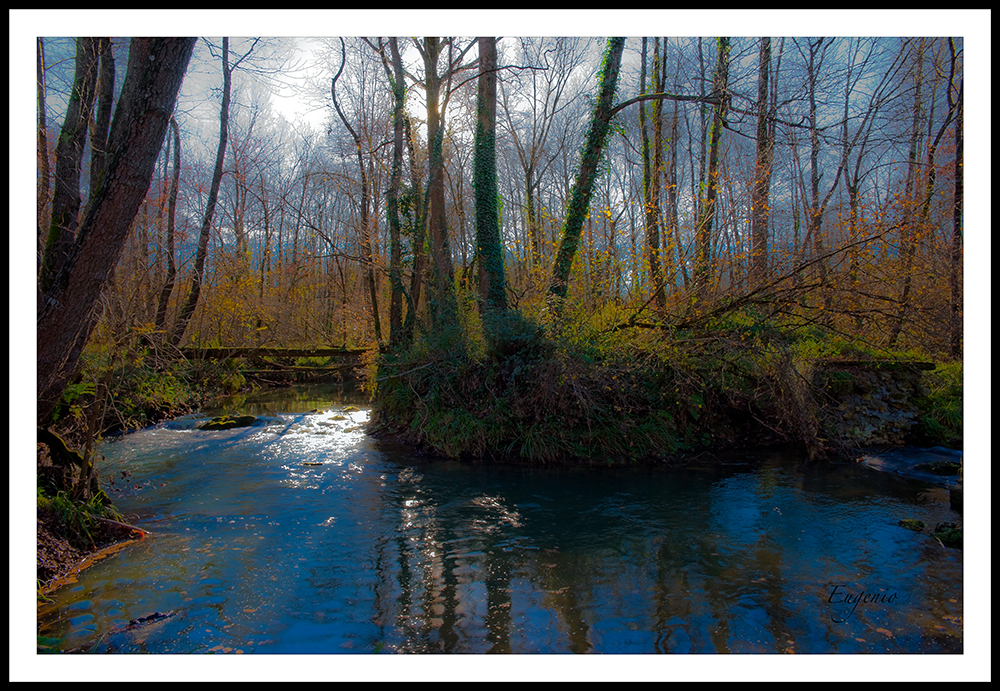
[38,399,963,654]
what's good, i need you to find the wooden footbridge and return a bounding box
[179,346,374,383]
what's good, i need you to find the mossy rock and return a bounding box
[898,518,925,532]
[198,415,258,431]
[913,461,962,476]
[932,522,962,548]
[950,487,963,513]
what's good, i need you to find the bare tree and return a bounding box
[888,38,963,347]
[154,116,181,332]
[332,37,382,343]
[171,37,259,346]
[499,37,592,271]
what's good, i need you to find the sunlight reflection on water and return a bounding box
[37,392,963,655]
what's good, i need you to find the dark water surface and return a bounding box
[37,386,963,655]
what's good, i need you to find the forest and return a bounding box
[16,12,986,672]
[29,30,969,508]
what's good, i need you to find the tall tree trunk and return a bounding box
[39,37,100,296]
[525,170,540,269]
[422,37,458,328]
[949,71,963,358]
[403,114,427,344]
[750,37,773,286]
[37,37,196,426]
[547,37,625,317]
[87,38,115,200]
[171,37,232,347]
[651,39,671,301]
[155,116,181,333]
[37,38,51,265]
[693,37,730,305]
[474,37,508,314]
[666,99,687,291]
[639,38,667,315]
[384,37,406,346]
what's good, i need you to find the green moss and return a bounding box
[37,487,121,549]
[932,522,962,548]
[198,414,257,431]
[371,306,958,464]
[911,361,963,447]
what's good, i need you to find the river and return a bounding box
[37,384,963,656]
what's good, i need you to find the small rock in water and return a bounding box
[199,415,258,431]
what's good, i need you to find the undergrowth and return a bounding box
[911,361,963,448]
[56,328,253,438]
[370,305,960,463]
[37,487,123,550]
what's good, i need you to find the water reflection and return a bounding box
[37,390,963,654]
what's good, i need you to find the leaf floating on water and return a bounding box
[876,628,893,637]
[207,645,243,654]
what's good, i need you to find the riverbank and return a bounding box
[369,314,962,465]
[36,316,962,598]
[36,509,145,594]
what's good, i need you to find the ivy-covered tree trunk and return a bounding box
[665,100,687,291]
[639,38,667,315]
[385,37,407,346]
[693,37,730,305]
[37,37,196,426]
[749,37,773,286]
[547,36,625,318]
[474,37,507,313]
[402,114,427,344]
